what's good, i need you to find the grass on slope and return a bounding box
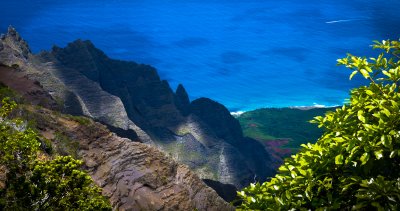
[237,107,335,153]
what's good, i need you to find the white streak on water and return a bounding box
[325,18,366,24]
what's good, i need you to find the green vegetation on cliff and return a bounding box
[238,39,400,210]
[0,97,111,210]
[237,107,333,151]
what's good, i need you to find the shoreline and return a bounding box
[230,104,341,117]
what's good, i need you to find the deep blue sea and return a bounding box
[1,0,400,111]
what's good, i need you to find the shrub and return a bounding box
[0,97,111,210]
[237,39,400,210]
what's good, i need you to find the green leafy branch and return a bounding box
[237,39,400,210]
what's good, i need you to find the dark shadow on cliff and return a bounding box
[202,179,238,203]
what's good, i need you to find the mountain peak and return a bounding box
[70,39,96,49]
[175,84,190,115]
[0,26,31,65]
[50,39,109,82]
[191,97,243,145]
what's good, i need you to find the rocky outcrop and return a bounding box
[46,39,276,187]
[0,64,59,110]
[0,26,30,66]
[0,27,276,191]
[0,61,233,209]
[175,84,190,116]
[50,40,184,129]
[191,98,243,145]
[37,52,153,144]
[0,27,153,145]
[26,106,234,210]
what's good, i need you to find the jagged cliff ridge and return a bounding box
[0,54,233,210]
[0,26,275,190]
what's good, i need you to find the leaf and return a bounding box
[335,154,344,165]
[360,152,370,165]
[382,108,391,117]
[382,70,391,77]
[333,137,345,143]
[349,70,358,80]
[285,190,292,200]
[381,135,391,148]
[363,124,374,131]
[357,110,366,123]
[298,168,307,176]
[365,90,374,96]
[275,197,284,205]
[371,202,384,210]
[359,69,370,79]
[374,150,383,160]
[391,101,399,111]
[278,166,288,172]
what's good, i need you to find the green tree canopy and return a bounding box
[237,39,400,210]
[0,97,111,210]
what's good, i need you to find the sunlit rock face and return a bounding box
[0,26,31,65]
[50,40,184,129]
[13,104,234,210]
[0,27,276,190]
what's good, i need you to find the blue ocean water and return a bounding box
[1,0,400,111]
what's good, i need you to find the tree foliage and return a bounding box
[237,39,400,210]
[0,97,111,210]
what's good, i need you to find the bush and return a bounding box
[237,39,400,210]
[0,97,111,210]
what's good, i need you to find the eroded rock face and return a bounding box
[0,27,276,191]
[50,40,184,129]
[47,39,276,186]
[0,27,153,145]
[31,108,233,211]
[0,65,59,110]
[0,55,233,209]
[0,26,31,66]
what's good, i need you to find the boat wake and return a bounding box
[325,18,366,24]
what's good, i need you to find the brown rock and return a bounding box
[31,108,233,211]
[0,65,60,110]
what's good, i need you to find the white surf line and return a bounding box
[230,111,245,117]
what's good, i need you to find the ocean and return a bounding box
[1,0,400,111]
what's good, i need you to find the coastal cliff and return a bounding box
[0,60,233,210]
[34,107,233,210]
[0,26,276,195]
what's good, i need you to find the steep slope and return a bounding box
[35,108,234,210]
[0,66,233,210]
[0,26,276,189]
[50,40,183,129]
[0,64,58,109]
[1,27,152,144]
